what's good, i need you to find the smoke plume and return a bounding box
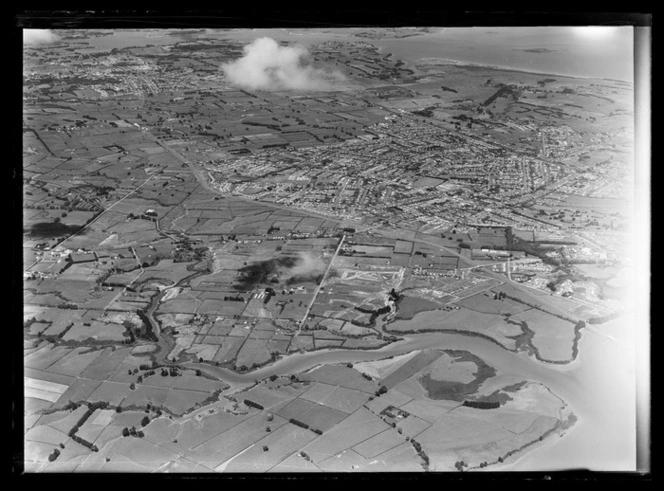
[24,29,60,46]
[221,37,345,91]
[289,252,327,277]
[234,251,329,290]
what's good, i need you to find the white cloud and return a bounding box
[24,29,60,46]
[221,37,345,91]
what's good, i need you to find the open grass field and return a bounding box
[162,388,215,415]
[342,336,390,349]
[395,414,431,439]
[170,372,224,392]
[288,334,314,352]
[422,352,478,384]
[61,322,126,342]
[140,260,196,285]
[386,307,522,349]
[242,385,296,410]
[353,352,420,381]
[275,398,316,420]
[297,404,349,432]
[301,407,390,464]
[99,434,182,471]
[351,427,405,460]
[222,423,318,472]
[157,295,201,314]
[511,309,576,362]
[161,410,256,454]
[299,382,338,406]
[49,378,102,409]
[212,336,246,364]
[381,350,443,390]
[339,323,375,336]
[313,338,345,349]
[249,329,275,340]
[316,449,372,471]
[76,408,115,443]
[364,386,415,414]
[395,295,441,320]
[155,314,194,327]
[120,384,171,408]
[235,338,273,368]
[266,338,291,355]
[186,413,288,470]
[457,291,531,316]
[43,405,90,434]
[335,348,570,471]
[87,381,131,405]
[417,412,515,452]
[268,451,321,472]
[25,345,74,371]
[25,376,68,401]
[47,347,105,377]
[301,364,378,394]
[142,418,181,446]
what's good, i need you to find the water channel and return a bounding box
[182,309,636,471]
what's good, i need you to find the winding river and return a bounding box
[183,309,636,471]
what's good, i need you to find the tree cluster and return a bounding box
[121,426,144,438]
[160,367,181,377]
[375,385,388,397]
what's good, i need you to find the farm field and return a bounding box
[511,309,578,363]
[385,308,524,351]
[21,26,633,474]
[394,295,441,320]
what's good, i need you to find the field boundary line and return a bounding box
[53,172,161,252]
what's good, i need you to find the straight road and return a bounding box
[25,173,161,273]
[296,234,346,334]
[147,132,345,224]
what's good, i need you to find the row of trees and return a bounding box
[244,399,264,410]
[411,439,430,469]
[501,293,578,324]
[462,400,501,410]
[289,418,323,435]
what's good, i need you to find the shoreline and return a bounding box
[465,383,578,472]
[411,57,633,84]
[186,308,586,381]
[385,309,583,366]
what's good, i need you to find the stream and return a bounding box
[182,309,637,471]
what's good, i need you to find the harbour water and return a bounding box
[373,27,634,82]
[189,310,637,471]
[495,316,637,471]
[81,27,635,82]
